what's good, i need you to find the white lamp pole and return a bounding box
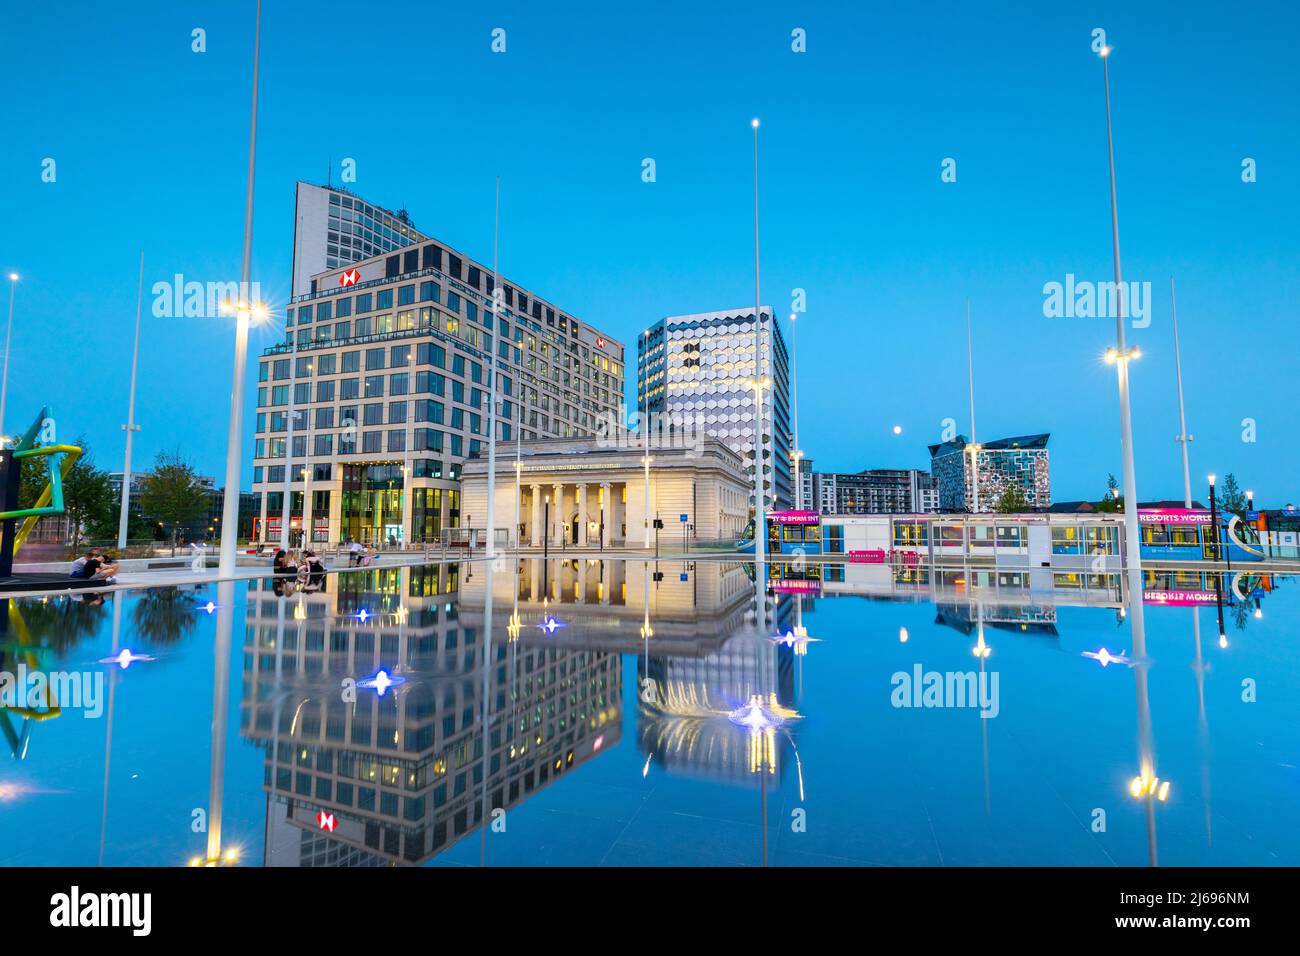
[279,340,298,551]
[751,118,766,563]
[485,177,500,559]
[966,299,980,513]
[1170,276,1193,508]
[1,271,18,443]
[218,0,262,578]
[790,312,801,511]
[116,252,145,549]
[1100,45,1143,575]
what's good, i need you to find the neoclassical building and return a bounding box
[459,436,750,548]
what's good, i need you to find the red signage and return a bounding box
[316,811,336,832]
[595,336,605,349]
[849,549,887,564]
[340,269,360,287]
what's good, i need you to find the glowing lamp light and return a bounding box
[537,615,563,635]
[1218,633,1228,649]
[1129,773,1170,802]
[98,648,155,670]
[898,627,908,643]
[201,601,218,615]
[355,608,371,623]
[1082,647,1132,668]
[892,425,902,435]
[358,669,406,697]
[972,635,991,659]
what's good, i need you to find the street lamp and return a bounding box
[1,271,18,443]
[965,442,983,512]
[1097,44,1145,589]
[218,0,263,579]
[750,117,767,565]
[789,312,802,511]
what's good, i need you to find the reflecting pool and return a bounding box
[0,558,1296,867]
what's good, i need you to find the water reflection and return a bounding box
[0,557,1292,867]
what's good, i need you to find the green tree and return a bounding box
[1217,473,1248,517]
[138,451,208,547]
[1095,473,1123,513]
[995,484,1030,513]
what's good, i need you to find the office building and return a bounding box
[928,433,1051,512]
[253,219,626,546]
[290,182,428,297]
[809,467,938,515]
[637,308,792,511]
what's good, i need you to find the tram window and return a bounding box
[1169,526,1199,546]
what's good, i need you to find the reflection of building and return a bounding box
[636,586,797,784]
[459,436,750,547]
[928,434,1051,512]
[808,468,937,515]
[255,208,626,547]
[638,308,792,511]
[240,563,621,865]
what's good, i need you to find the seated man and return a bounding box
[79,551,120,583]
[70,550,94,578]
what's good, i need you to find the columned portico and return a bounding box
[460,436,749,550]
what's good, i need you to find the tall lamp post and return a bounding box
[218,0,263,578]
[116,253,144,549]
[485,177,500,559]
[1098,44,1144,582]
[1170,277,1193,507]
[789,312,802,511]
[750,117,767,564]
[965,299,980,512]
[1,272,18,444]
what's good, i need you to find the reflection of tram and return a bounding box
[1137,507,1264,563]
[738,511,822,555]
[1142,566,1274,606]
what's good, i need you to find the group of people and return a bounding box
[272,548,327,579]
[346,540,381,567]
[69,549,120,583]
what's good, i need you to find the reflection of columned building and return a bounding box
[240,563,621,866]
[459,437,749,548]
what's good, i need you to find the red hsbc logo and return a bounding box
[340,269,359,287]
[317,811,336,832]
[595,336,605,349]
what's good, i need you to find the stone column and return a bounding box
[530,484,541,547]
[552,483,563,546]
[578,484,589,546]
[600,482,612,547]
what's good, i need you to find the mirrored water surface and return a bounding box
[1,558,1296,867]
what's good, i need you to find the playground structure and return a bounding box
[0,406,86,588]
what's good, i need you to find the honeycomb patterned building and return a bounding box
[637,308,792,511]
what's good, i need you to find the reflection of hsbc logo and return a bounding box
[595,336,605,349]
[317,811,336,832]
[340,269,359,287]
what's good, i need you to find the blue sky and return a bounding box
[2,1,1297,502]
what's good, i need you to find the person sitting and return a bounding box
[78,551,120,583]
[272,549,297,575]
[70,550,93,578]
[348,540,364,567]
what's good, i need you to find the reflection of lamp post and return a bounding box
[542,494,550,562]
[1207,474,1219,561]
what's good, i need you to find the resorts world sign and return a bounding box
[1138,508,1212,525]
